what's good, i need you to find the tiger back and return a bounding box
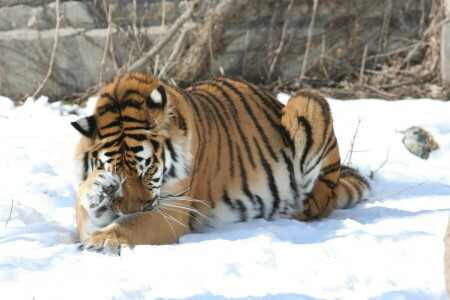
[72,73,369,254]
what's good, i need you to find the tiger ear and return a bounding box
[146,85,167,109]
[71,115,96,138]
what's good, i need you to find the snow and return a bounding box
[0,93,449,300]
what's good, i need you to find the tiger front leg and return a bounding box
[79,204,191,255]
[76,170,121,242]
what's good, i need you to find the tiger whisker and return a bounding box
[158,196,212,209]
[155,208,186,228]
[160,206,209,225]
[159,202,211,222]
[155,208,177,240]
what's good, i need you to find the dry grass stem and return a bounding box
[5,198,14,227]
[344,117,362,166]
[366,182,425,202]
[369,150,390,180]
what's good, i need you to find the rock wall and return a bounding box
[0,0,440,100]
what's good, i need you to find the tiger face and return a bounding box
[72,73,184,214]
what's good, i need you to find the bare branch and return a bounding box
[30,0,62,99]
[99,2,113,85]
[268,0,294,82]
[359,44,368,86]
[298,0,319,84]
[125,0,206,74]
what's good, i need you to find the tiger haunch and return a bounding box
[72,73,370,254]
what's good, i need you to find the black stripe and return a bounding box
[242,80,282,117]
[99,92,117,104]
[122,89,146,100]
[120,100,142,110]
[101,136,123,149]
[194,82,256,169]
[82,152,89,180]
[321,160,341,176]
[177,113,188,132]
[129,145,143,153]
[281,150,299,199]
[307,193,320,216]
[303,135,336,176]
[165,139,178,162]
[255,195,265,218]
[191,89,235,177]
[124,126,150,131]
[207,181,216,209]
[318,175,338,189]
[150,140,160,152]
[298,116,314,173]
[104,150,119,157]
[253,137,280,220]
[100,120,121,130]
[235,199,247,222]
[119,116,147,123]
[222,190,234,210]
[191,91,231,176]
[339,181,353,208]
[125,133,147,141]
[98,130,120,139]
[219,79,278,162]
[236,145,256,205]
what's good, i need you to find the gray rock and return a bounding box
[400,126,439,159]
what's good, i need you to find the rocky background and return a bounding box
[0,0,448,102]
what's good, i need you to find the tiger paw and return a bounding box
[80,170,121,227]
[79,226,133,256]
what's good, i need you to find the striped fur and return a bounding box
[72,73,370,254]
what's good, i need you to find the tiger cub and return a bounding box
[72,73,369,254]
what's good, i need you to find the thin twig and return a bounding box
[242,29,249,76]
[320,35,329,78]
[153,0,167,77]
[373,0,392,68]
[268,0,294,81]
[298,0,319,84]
[132,0,143,55]
[157,26,188,79]
[366,182,425,202]
[5,198,14,227]
[362,84,399,99]
[369,150,390,180]
[208,12,216,76]
[31,0,62,99]
[99,2,113,85]
[125,0,205,74]
[380,72,431,89]
[359,44,368,85]
[344,117,362,166]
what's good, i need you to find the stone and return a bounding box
[400,126,439,159]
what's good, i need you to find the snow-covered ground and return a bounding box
[0,94,449,300]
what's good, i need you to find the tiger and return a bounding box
[72,72,370,254]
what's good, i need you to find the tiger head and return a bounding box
[72,73,189,214]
